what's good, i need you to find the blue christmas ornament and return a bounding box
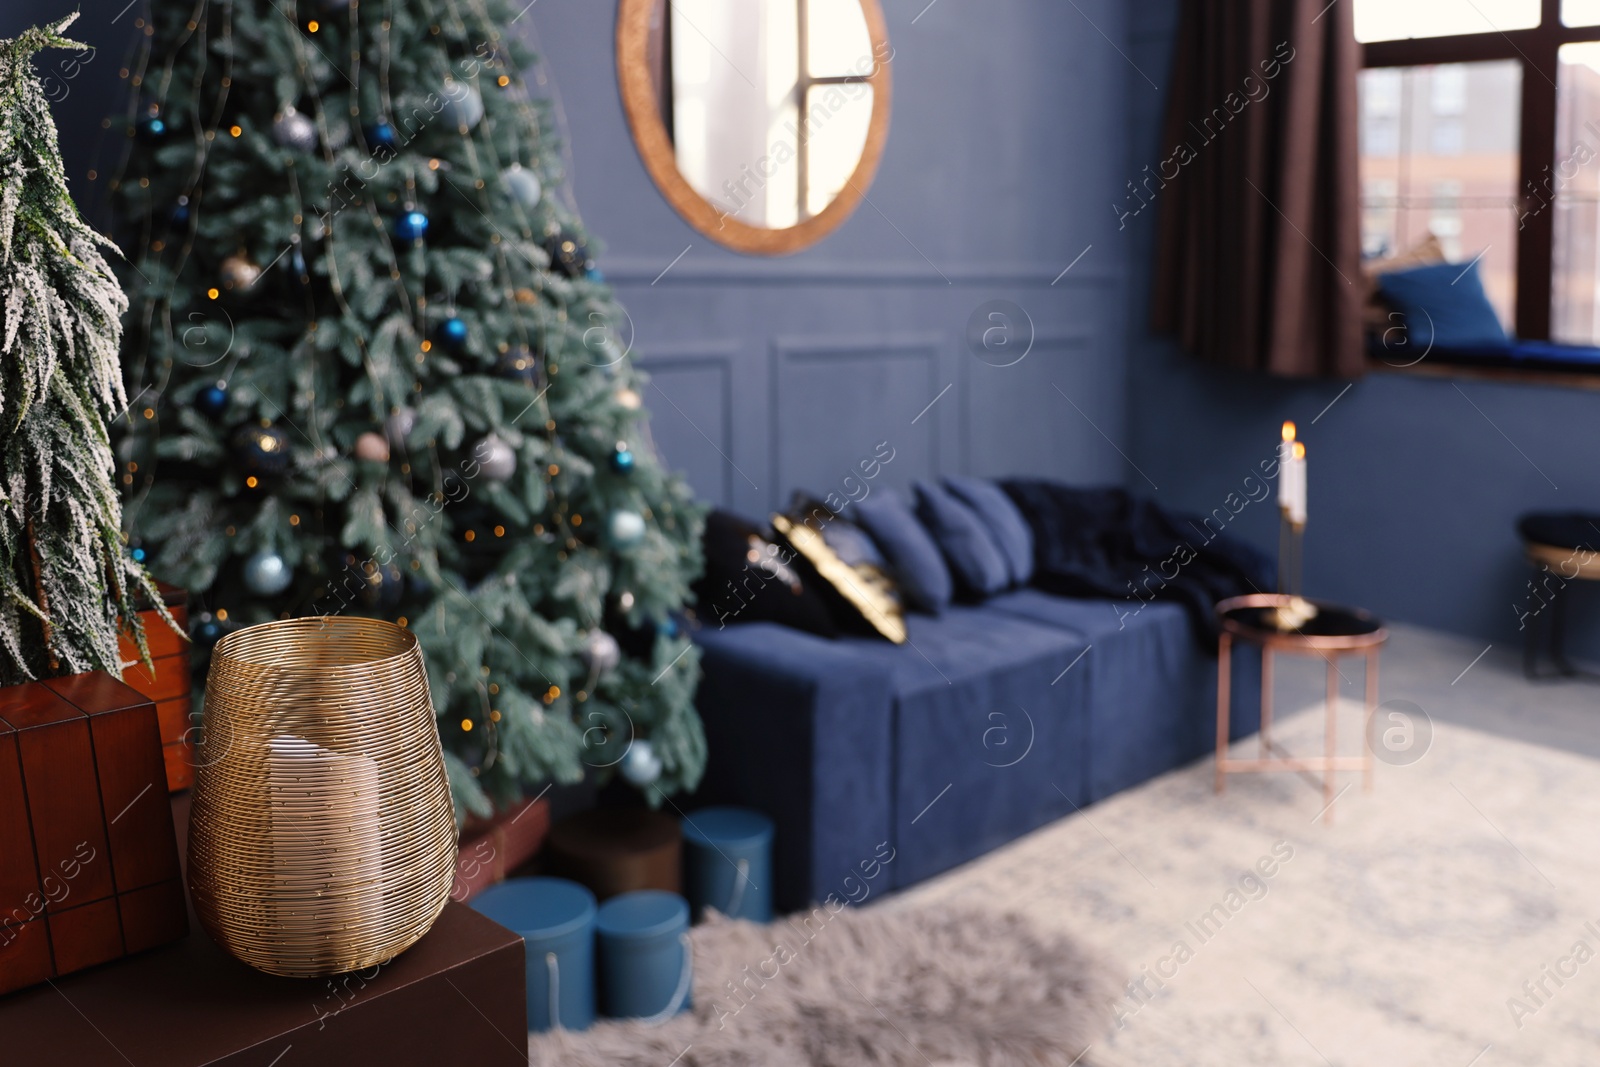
[610,448,635,474]
[242,550,293,596]
[438,316,468,351]
[137,115,168,143]
[169,196,192,228]
[366,121,398,148]
[585,266,605,283]
[659,615,680,639]
[395,209,430,241]
[193,618,223,649]
[195,383,229,418]
[129,546,148,564]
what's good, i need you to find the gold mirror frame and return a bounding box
[616,0,893,256]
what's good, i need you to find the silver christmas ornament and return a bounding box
[440,81,484,130]
[271,105,318,152]
[502,164,542,210]
[619,739,662,787]
[384,407,417,448]
[607,509,646,547]
[242,550,293,596]
[472,434,516,482]
[578,630,621,676]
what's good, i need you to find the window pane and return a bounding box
[803,83,872,217]
[1552,44,1600,342]
[1564,0,1600,27]
[1355,0,1540,43]
[1358,61,1520,330]
[806,0,873,78]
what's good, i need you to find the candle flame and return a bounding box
[1281,421,1296,442]
[1292,442,1305,459]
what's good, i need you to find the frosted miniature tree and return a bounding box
[0,15,166,686]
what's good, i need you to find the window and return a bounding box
[1357,61,1519,328]
[1359,1,1600,345]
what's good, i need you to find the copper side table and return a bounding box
[1215,594,1388,824]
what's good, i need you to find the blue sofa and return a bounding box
[690,591,1261,911]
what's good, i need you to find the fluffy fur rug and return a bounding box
[529,903,1112,1066]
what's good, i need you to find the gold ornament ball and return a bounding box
[220,254,263,292]
[354,432,390,463]
[616,388,642,410]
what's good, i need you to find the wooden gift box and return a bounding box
[0,673,187,997]
[116,582,193,792]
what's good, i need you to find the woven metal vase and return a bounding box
[188,617,457,977]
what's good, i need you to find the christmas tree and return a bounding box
[0,15,169,686]
[109,0,705,818]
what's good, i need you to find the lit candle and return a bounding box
[1289,441,1307,526]
[1278,422,1297,509]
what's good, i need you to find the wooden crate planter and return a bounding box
[116,582,192,792]
[0,672,187,997]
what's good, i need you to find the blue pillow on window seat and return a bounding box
[1376,260,1509,349]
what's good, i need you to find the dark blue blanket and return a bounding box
[1000,481,1274,650]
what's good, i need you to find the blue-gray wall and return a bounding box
[1124,1,1600,660]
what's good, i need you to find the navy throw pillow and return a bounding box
[854,491,952,614]
[1376,260,1510,349]
[914,481,1010,598]
[943,476,1034,586]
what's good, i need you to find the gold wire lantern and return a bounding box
[188,617,457,977]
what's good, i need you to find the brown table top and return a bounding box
[0,796,527,1067]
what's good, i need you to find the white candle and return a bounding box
[269,735,382,930]
[1278,422,1296,509]
[1288,441,1307,525]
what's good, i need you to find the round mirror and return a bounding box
[617,0,892,256]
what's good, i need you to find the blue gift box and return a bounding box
[469,877,597,1032]
[683,806,774,923]
[594,890,692,1021]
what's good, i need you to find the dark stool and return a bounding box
[1516,512,1600,680]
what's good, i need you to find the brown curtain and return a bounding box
[1151,0,1364,378]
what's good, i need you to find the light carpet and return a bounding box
[898,697,1600,1067]
[528,903,1111,1066]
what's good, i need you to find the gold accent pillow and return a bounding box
[771,503,906,644]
